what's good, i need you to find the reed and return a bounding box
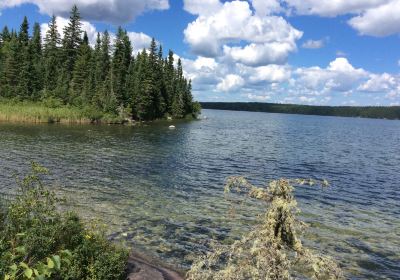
[0,101,121,124]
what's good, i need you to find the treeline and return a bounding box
[201,102,400,120]
[0,6,200,121]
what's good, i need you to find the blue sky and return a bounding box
[1,0,400,106]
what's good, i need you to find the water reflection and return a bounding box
[0,110,399,279]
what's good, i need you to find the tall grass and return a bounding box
[0,100,122,124]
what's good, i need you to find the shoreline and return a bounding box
[0,101,199,125]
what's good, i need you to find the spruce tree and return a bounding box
[30,23,43,100]
[62,5,82,80]
[70,32,92,105]
[17,16,33,100]
[43,16,61,95]
[0,35,20,98]
[112,27,131,107]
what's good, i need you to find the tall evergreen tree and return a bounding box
[70,32,92,105]
[43,16,61,95]
[0,35,20,98]
[112,27,131,107]
[17,16,34,99]
[62,5,82,77]
[30,23,43,100]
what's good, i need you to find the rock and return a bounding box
[126,253,184,280]
[168,125,176,129]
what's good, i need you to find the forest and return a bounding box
[201,102,400,120]
[0,6,200,122]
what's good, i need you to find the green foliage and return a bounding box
[0,162,129,280]
[0,6,199,122]
[187,177,343,280]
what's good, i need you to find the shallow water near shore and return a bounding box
[0,109,399,279]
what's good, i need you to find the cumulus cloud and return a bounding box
[358,73,398,92]
[183,0,302,62]
[284,0,400,36]
[251,0,282,16]
[295,58,368,92]
[217,74,245,92]
[183,0,222,15]
[348,0,400,36]
[302,39,324,49]
[127,32,153,55]
[0,0,169,23]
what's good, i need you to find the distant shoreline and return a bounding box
[200,102,400,120]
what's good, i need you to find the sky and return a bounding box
[1,0,400,106]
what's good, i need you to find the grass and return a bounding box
[0,100,123,124]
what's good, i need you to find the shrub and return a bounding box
[187,177,343,280]
[0,162,128,280]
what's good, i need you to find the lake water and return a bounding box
[0,109,399,279]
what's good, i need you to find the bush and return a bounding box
[0,162,128,280]
[187,177,343,280]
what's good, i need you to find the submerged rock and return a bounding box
[126,253,184,280]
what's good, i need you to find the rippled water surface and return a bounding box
[0,109,399,279]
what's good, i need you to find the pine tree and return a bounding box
[18,16,29,47]
[70,32,92,105]
[171,59,185,118]
[30,23,43,100]
[17,16,34,100]
[43,16,61,95]
[62,5,82,83]
[0,35,20,98]
[112,27,131,107]
[1,26,11,43]
[165,50,175,114]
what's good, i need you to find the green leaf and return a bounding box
[20,262,29,269]
[51,255,61,270]
[24,268,33,278]
[15,246,26,255]
[46,257,54,269]
[9,263,18,271]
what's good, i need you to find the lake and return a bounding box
[0,109,399,279]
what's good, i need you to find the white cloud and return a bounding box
[183,0,302,61]
[284,0,400,36]
[295,58,368,92]
[284,0,388,17]
[246,64,291,84]
[217,74,245,92]
[358,73,398,92]
[0,0,169,23]
[183,0,222,15]
[247,93,272,101]
[302,39,324,49]
[127,32,153,55]
[251,0,282,16]
[223,41,297,66]
[348,0,400,36]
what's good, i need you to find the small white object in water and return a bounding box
[169,125,176,129]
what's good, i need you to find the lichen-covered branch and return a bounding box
[187,177,343,280]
